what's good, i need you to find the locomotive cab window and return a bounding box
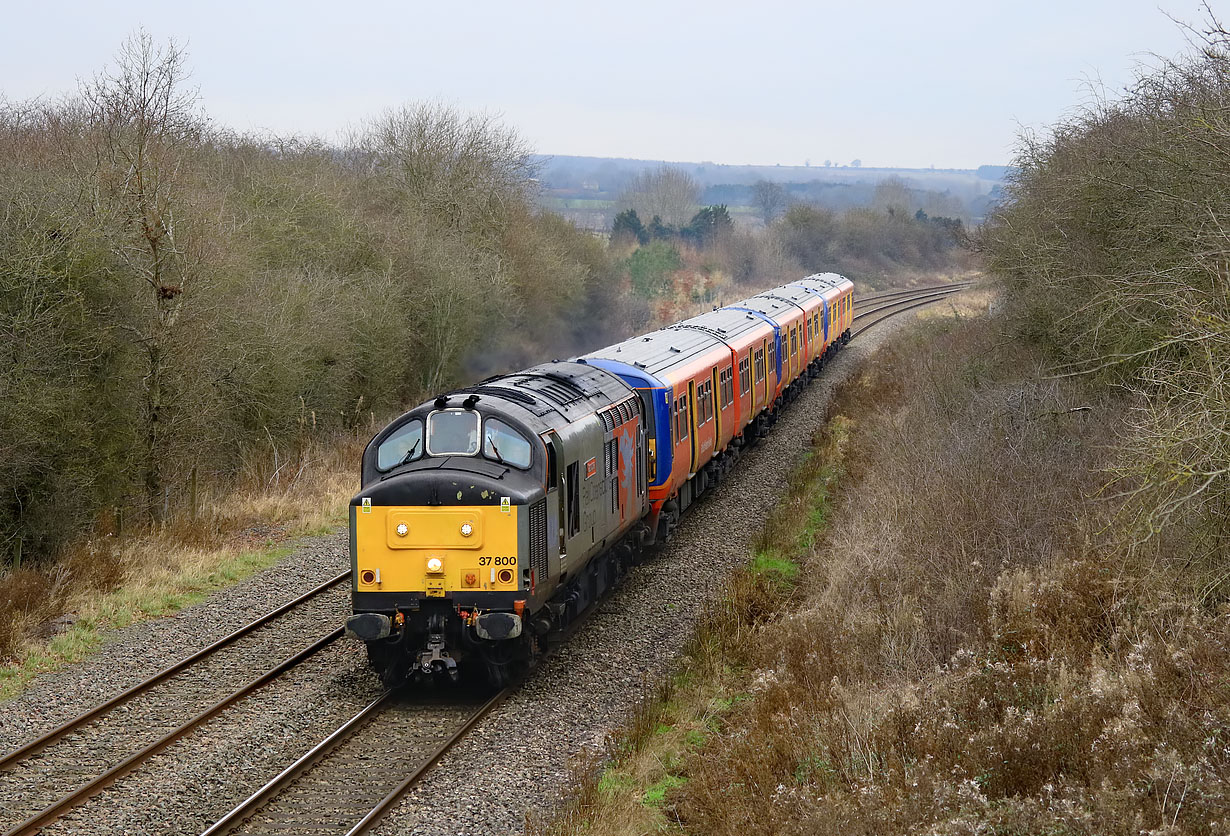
[425,410,480,456]
[376,419,423,470]
[483,419,532,468]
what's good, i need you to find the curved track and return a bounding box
[854,280,971,306]
[852,283,968,337]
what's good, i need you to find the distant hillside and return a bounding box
[535,154,1007,231]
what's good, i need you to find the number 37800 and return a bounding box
[478,556,516,566]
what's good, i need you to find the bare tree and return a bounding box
[82,31,203,522]
[615,166,700,229]
[362,102,536,234]
[751,179,788,224]
[872,175,912,215]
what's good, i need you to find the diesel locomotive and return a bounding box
[344,272,855,686]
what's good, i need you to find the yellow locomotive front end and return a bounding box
[353,505,522,599]
[345,401,548,686]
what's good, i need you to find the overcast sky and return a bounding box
[0,0,1218,169]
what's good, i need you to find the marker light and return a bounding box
[426,557,444,573]
[460,522,473,537]
[396,523,408,537]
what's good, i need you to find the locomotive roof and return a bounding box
[361,361,634,485]
[449,360,633,430]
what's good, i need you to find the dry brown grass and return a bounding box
[0,429,366,699]
[539,302,1230,835]
[673,314,1229,835]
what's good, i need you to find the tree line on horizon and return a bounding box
[605,167,969,309]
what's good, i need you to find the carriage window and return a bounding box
[376,419,423,470]
[483,418,532,468]
[698,381,713,424]
[739,358,751,394]
[426,410,480,456]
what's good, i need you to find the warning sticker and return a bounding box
[361,497,372,514]
[500,496,511,514]
[585,457,597,479]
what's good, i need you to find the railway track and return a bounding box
[852,282,969,337]
[853,280,971,306]
[0,571,351,836]
[200,690,507,836]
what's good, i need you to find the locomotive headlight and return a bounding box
[395,523,408,537]
[460,522,473,537]
[426,557,444,574]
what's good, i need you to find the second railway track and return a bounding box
[852,282,969,337]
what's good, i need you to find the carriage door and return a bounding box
[687,380,698,472]
[752,341,762,410]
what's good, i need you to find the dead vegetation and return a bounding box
[674,317,1228,835]
[0,429,364,695]
[536,311,1230,836]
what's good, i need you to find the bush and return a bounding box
[673,316,1230,836]
[0,39,635,564]
[983,23,1230,585]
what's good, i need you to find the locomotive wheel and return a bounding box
[366,639,410,687]
[479,636,532,689]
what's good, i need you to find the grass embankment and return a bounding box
[536,306,1230,835]
[531,404,849,836]
[0,434,362,702]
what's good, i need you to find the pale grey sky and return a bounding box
[0,0,1218,168]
